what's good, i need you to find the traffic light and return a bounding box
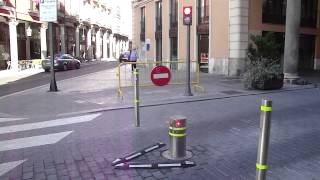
[183,6,192,25]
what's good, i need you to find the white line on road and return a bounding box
[0,131,72,152]
[0,113,101,135]
[0,118,26,123]
[0,159,26,177]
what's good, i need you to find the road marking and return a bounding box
[0,118,26,123]
[0,131,72,152]
[0,113,100,135]
[75,100,86,104]
[0,160,26,177]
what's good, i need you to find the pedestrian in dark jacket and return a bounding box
[129,49,138,71]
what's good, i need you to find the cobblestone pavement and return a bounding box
[0,88,320,179]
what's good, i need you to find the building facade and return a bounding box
[132,0,320,76]
[0,0,130,71]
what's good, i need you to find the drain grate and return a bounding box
[220,90,242,95]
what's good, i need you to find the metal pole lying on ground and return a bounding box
[114,160,196,169]
[256,99,272,180]
[111,142,165,166]
[134,68,140,127]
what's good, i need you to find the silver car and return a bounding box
[42,54,81,72]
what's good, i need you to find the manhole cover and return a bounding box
[220,90,242,95]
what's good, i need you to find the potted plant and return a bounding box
[243,32,284,90]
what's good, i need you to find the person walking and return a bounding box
[128,48,138,71]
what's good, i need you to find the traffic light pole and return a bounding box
[184,25,193,96]
[49,22,58,92]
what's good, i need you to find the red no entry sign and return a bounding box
[150,66,171,86]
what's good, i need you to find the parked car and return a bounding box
[42,54,81,72]
[119,51,130,63]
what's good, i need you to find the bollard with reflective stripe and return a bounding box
[169,116,186,159]
[256,99,272,180]
[114,160,196,169]
[162,116,192,160]
[111,142,165,166]
[134,68,140,127]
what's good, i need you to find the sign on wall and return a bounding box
[40,0,57,22]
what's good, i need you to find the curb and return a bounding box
[57,85,317,117]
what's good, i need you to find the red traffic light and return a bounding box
[183,6,192,25]
[184,7,192,15]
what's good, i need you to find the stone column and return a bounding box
[95,29,101,60]
[116,38,120,58]
[87,28,92,59]
[102,32,108,59]
[25,22,31,60]
[40,23,47,60]
[109,34,113,59]
[60,24,66,54]
[9,20,19,72]
[283,0,301,79]
[75,25,80,57]
[228,0,249,76]
[87,28,92,46]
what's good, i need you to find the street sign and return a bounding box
[40,0,57,22]
[151,66,171,86]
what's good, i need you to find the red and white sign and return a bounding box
[150,66,171,86]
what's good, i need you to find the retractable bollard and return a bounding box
[256,100,272,180]
[162,115,192,160]
[134,68,140,127]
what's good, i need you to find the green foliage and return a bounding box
[247,32,283,64]
[243,32,283,89]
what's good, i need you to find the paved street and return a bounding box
[0,62,319,179]
[0,88,320,179]
[0,61,118,97]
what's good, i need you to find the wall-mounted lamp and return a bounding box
[82,27,85,41]
[26,26,32,37]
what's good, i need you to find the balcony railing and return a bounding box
[198,5,209,24]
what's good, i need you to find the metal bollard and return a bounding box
[162,115,192,160]
[134,68,140,127]
[256,99,272,180]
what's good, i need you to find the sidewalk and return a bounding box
[0,66,315,118]
[0,68,44,86]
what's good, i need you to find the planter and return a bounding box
[253,74,284,90]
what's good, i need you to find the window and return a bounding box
[155,1,162,31]
[170,0,178,27]
[301,0,318,27]
[198,0,209,24]
[262,0,318,27]
[140,7,146,34]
